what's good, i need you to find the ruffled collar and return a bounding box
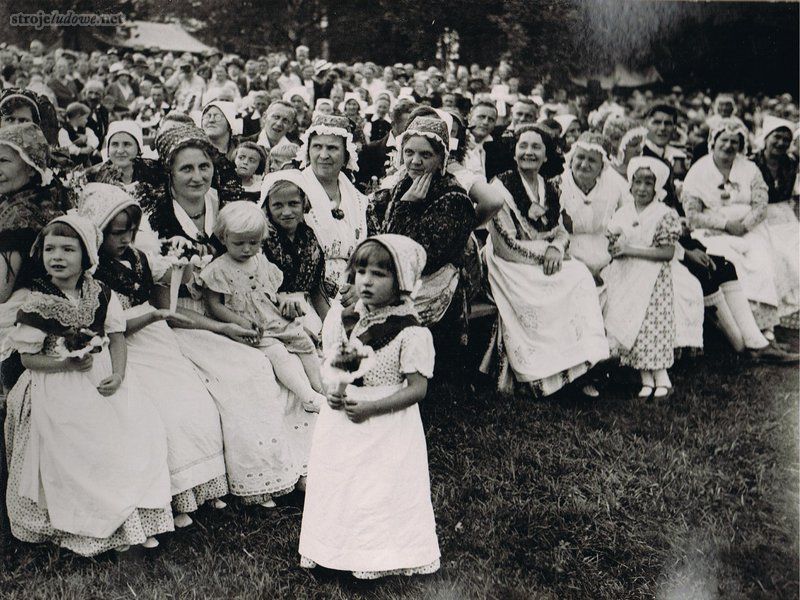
[349,297,418,340]
[21,276,102,330]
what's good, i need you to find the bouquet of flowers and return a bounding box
[161,237,214,312]
[321,339,375,395]
[53,327,107,359]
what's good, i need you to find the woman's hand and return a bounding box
[327,391,346,410]
[542,246,563,276]
[724,219,747,236]
[339,283,359,308]
[97,374,123,396]
[684,248,716,272]
[222,322,261,346]
[66,354,93,372]
[610,243,628,259]
[167,235,193,253]
[278,295,306,319]
[344,397,374,423]
[400,172,432,203]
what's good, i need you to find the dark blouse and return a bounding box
[85,156,162,186]
[753,151,798,204]
[379,172,477,275]
[262,223,325,296]
[94,247,154,309]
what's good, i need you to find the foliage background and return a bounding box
[0,1,797,93]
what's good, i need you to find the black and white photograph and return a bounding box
[0,0,797,597]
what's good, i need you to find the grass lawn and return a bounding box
[1,328,797,599]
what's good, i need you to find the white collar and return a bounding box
[173,192,214,239]
[644,138,665,158]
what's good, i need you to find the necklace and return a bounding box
[187,208,206,220]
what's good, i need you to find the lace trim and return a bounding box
[20,277,102,329]
[297,125,360,172]
[351,298,419,339]
[300,556,440,579]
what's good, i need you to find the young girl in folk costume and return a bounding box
[260,170,328,334]
[3,214,172,555]
[78,183,228,529]
[233,141,268,203]
[198,201,326,412]
[300,234,440,579]
[602,157,702,399]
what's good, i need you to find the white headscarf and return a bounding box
[102,120,143,162]
[627,156,670,203]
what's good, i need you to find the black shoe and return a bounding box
[748,342,799,364]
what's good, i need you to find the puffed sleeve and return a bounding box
[399,326,435,379]
[196,259,233,295]
[6,323,46,354]
[653,210,681,248]
[104,291,127,334]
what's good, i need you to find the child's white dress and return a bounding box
[4,277,172,555]
[198,253,316,354]
[299,301,440,578]
[601,201,702,369]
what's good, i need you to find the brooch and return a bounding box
[331,208,345,220]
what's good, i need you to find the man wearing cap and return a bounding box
[165,60,205,112]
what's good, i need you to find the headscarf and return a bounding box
[553,114,578,138]
[708,117,749,153]
[102,120,143,162]
[32,214,101,274]
[202,100,243,136]
[0,87,60,144]
[756,115,795,151]
[76,182,140,231]
[338,92,367,117]
[296,113,359,172]
[0,122,53,185]
[259,167,313,208]
[566,130,609,168]
[313,98,334,114]
[626,156,670,203]
[283,86,312,108]
[401,116,450,171]
[155,124,216,172]
[354,234,426,294]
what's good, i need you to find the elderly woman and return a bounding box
[752,115,799,327]
[553,114,581,152]
[683,118,783,335]
[296,114,373,303]
[138,124,314,508]
[559,131,630,277]
[480,124,609,397]
[86,120,160,187]
[201,100,242,160]
[378,116,477,361]
[0,124,70,389]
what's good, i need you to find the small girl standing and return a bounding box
[601,157,686,399]
[299,234,440,579]
[4,215,172,555]
[198,201,325,412]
